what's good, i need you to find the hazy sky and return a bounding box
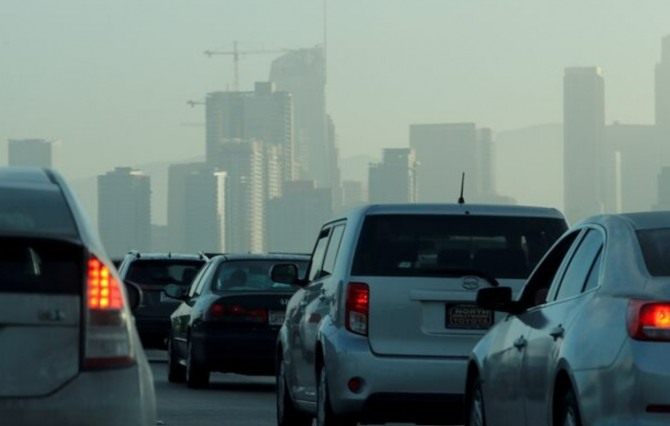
[2,0,670,181]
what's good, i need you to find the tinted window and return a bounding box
[351,214,567,278]
[307,228,331,281]
[126,259,206,288]
[638,228,670,276]
[0,238,83,294]
[319,224,345,279]
[553,230,604,301]
[0,187,78,238]
[583,248,603,292]
[211,259,309,293]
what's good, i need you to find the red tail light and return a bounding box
[84,255,133,369]
[627,300,670,341]
[346,282,369,336]
[206,303,268,323]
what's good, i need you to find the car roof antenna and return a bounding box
[458,172,465,205]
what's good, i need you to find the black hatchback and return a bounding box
[117,252,207,348]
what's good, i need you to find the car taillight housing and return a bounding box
[627,300,670,341]
[345,282,369,336]
[84,255,134,369]
[205,303,268,323]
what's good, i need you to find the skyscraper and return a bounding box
[368,148,418,204]
[409,123,482,203]
[97,167,151,258]
[563,67,605,223]
[167,162,212,251]
[269,47,340,190]
[655,35,670,132]
[205,82,294,185]
[183,170,227,253]
[7,139,54,167]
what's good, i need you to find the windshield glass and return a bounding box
[125,259,206,287]
[637,228,670,277]
[0,187,78,238]
[211,259,308,293]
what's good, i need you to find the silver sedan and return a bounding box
[465,211,670,426]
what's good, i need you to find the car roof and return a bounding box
[334,203,566,223]
[208,253,311,262]
[124,252,207,261]
[0,166,59,189]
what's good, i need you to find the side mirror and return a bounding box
[164,283,186,300]
[124,281,143,311]
[271,263,301,286]
[476,286,522,314]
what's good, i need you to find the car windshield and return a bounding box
[352,214,567,278]
[211,259,308,293]
[0,187,78,238]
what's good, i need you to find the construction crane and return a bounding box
[204,41,293,91]
[186,99,205,108]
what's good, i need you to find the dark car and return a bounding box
[0,167,156,425]
[165,253,309,388]
[117,251,207,348]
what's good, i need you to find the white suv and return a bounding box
[272,203,568,426]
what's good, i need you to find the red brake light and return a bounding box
[346,282,369,336]
[627,300,670,341]
[206,303,268,323]
[87,257,124,310]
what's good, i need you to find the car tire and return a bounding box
[186,341,209,389]
[557,389,582,426]
[167,336,186,383]
[316,364,357,426]
[276,357,312,426]
[465,375,487,426]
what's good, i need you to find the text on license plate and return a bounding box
[445,303,493,329]
[269,310,285,326]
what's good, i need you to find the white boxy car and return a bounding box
[271,203,568,426]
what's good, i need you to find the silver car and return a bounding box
[466,211,670,426]
[272,203,568,426]
[0,167,156,426]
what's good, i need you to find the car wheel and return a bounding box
[186,341,209,389]
[167,335,186,383]
[466,375,487,426]
[316,364,357,426]
[276,357,312,426]
[558,389,582,426]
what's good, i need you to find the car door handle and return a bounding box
[550,325,565,340]
[513,336,527,350]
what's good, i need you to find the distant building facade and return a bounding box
[97,167,151,258]
[267,180,332,253]
[183,170,227,253]
[8,138,54,168]
[368,148,418,204]
[563,67,605,223]
[409,123,489,203]
[167,162,209,251]
[656,35,670,133]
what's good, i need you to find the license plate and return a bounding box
[445,303,493,329]
[269,310,285,326]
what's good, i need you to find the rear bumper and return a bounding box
[0,361,156,426]
[191,327,280,375]
[322,327,466,424]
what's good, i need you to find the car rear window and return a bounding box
[211,259,309,293]
[125,259,206,288]
[0,237,84,294]
[637,228,670,276]
[351,214,567,279]
[0,187,78,238]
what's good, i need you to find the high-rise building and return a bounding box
[563,67,605,223]
[167,162,209,251]
[205,82,294,185]
[183,170,227,253]
[267,180,332,253]
[97,167,151,258]
[654,166,670,210]
[655,35,670,132]
[214,140,265,253]
[368,148,418,204]
[409,123,484,203]
[341,180,367,214]
[269,47,340,190]
[7,139,54,167]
